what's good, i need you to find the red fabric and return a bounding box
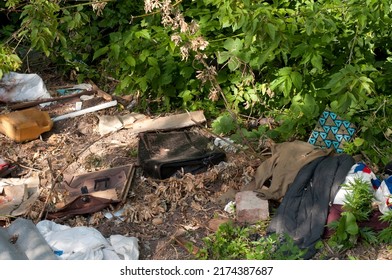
[0,163,8,169]
[324,204,389,238]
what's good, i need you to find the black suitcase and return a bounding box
[137,131,226,179]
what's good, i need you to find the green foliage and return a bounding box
[1,0,392,163]
[197,222,305,260]
[378,211,392,244]
[327,178,376,251]
[0,45,22,79]
[211,113,237,135]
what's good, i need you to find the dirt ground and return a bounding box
[1,72,391,260]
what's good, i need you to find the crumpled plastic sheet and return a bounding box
[0,72,51,103]
[36,220,139,260]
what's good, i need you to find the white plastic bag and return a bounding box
[0,72,51,102]
[36,220,140,260]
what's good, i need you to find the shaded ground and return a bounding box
[1,71,391,260]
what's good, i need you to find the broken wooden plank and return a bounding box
[124,110,206,133]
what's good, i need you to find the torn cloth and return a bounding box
[267,154,355,259]
[255,140,333,201]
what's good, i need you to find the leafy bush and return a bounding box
[327,178,377,251]
[378,211,392,244]
[1,0,392,164]
[197,221,305,260]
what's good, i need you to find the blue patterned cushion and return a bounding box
[308,111,356,153]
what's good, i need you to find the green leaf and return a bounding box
[139,49,150,62]
[223,38,243,55]
[228,57,240,71]
[123,32,134,46]
[135,29,150,40]
[180,67,194,79]
[269,76,286,91]
[137,77,148,92]
[266,23,276,40]
[283,78,292,97]
[290,71,302,90]
[125,55,136,67]
[179,90,193,102]
[92,46,109,61]
[211,113,236,135]
[148,56,158,67]
[217,51,230,64]
[291,43,308,58]
[344,212,359,235]
[311,53,322,70]
[302,94,317,116]
[353,138,364,147]
[110,43,120,60]
[278,67,292,76]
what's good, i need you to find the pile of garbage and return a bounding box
[1,72,391,260]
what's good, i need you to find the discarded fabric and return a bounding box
[267,154,355,259]
[333,162,392,214]
[255,140,333,201]
[324,204,389,238]
[37,220,139,260]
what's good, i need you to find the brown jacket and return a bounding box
[255,140,333,201]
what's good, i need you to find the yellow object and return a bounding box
[0,108,53,142]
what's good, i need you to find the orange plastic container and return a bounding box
[0,108,53,142]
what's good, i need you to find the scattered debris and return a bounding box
[375,176,392,214]
[56,83,93,96]
[0,158,17,178]
[0,177,40,217]
[0,73,390,261]
[214,137,238,153]
[6,88,97,110]
[224,201,235,214]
